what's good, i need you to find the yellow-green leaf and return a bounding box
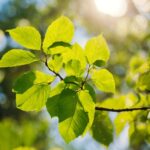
[43,16,74,53]
[85,35,110,64]
[78,90,95,134]
[13,70,54,93]
[16,84,50,111]
[114,112,132,135]
[91,69,115,93]
[7,26,41,50]
[0,49,39,68]
[137,71,150,91]
[46,89,89,142]
[48,55,63,73]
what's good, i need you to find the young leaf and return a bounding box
[49,46,71,55]
[13,70,54,93]
[91,69,115,93]
[63,43,87,76]
[85,35,110,64]
[137,71,150,91]
[84,83,96,102]
[7,26,41,50]
[16,84,50,111]
[62,43,86,70]
[46,89,89,142]
[92,111,113,146]
[97,97,125,109]
[78,90,95,134]
[114,112,132,136]
[0,49,39,68]
[65,60,82,77]
[48,55,63,73]
[71,43,86,69]
[43,16,74,53]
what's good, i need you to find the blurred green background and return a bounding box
[0,0,150,150]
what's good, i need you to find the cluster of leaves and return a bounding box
[124,54,150,147]
[93,54,150,147]
[0,16,116,144]
[93,53,150,147]
[127,54,150,93]
[2,16,150,148]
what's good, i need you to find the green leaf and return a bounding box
[97,93,138,109]
[0,49,39,68]
[64,76,80,83]
[93,60,106,67]
[7,26,41,50]
[137,71,150,91]
[43,16,74,53]
[63,43,86,77]
[129,122,148,148]
[91,69,115,93]
[16,84,50,111]
[85,35,110,64]
[129,55,149,74]
[84,83,96,102]
[49,81,65,97]
[48,55,63,73]
[13,70,54,93]
[62,43,86,70]
[46,89,89,142]
[13,70,53,111]
[97,97,125,109]
[49,46,71,55]
[92,111,113,146]
[78,90,95,134]
[114,112,132,135]
[65,60,82,77]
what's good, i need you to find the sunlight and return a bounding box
[94,0,127,17]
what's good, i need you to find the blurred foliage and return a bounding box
[0,118,49,150]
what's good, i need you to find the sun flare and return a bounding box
[94,0,127,17]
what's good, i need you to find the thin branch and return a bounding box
[44,56,80,87]
[45,62,64,80]
[95,106,150,112]
[45,57,64,81]
[81,65,91,89]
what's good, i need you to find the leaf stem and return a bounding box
[44,55,80,87]
[44,57,64,81]
[95,106,150,112]
[81,64,91,89]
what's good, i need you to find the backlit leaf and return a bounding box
[46,89,89,142]
[7,26,41,50]
[13,70,54,93]
[91,69,115,93]
[85,35,110,64]
[78,90,95,134]
[0,49,39,68]
[16,84,50,111]
[137,71,150,91]
[48,55,63,73]
[114,112,132,135]
[43,16,74,53]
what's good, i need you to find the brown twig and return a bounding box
[95,106,150,112]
